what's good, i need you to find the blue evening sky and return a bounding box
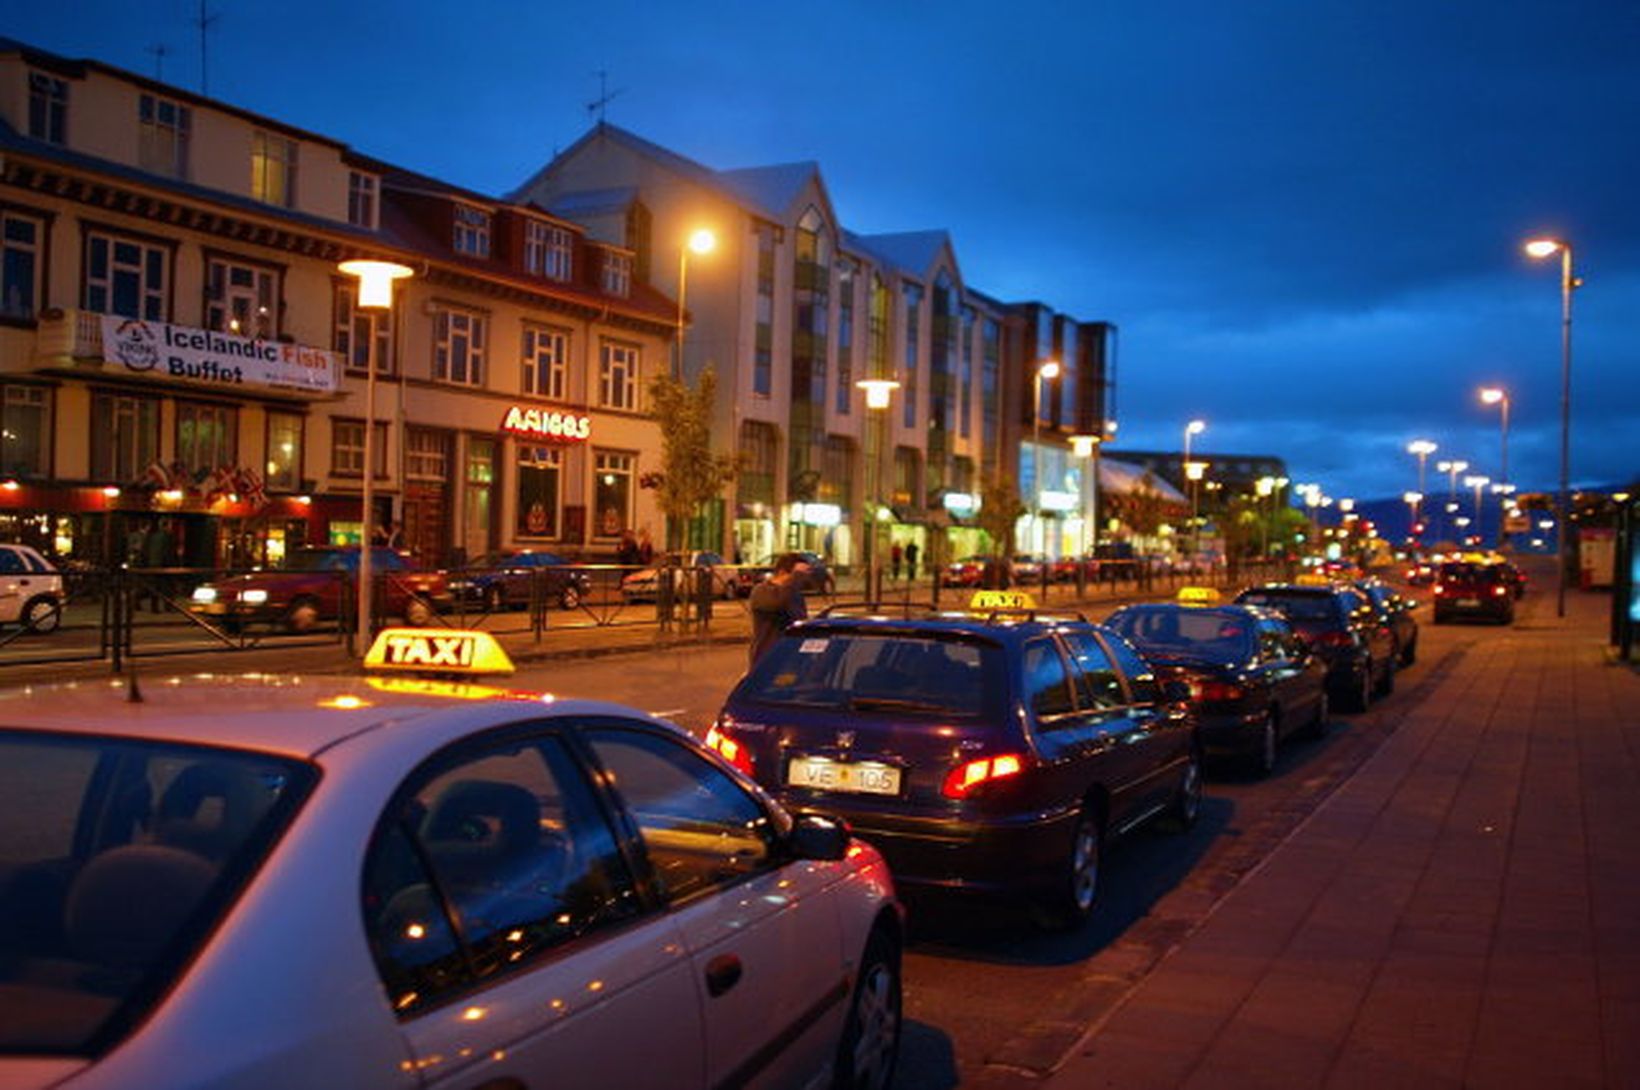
[7,0,1637,503]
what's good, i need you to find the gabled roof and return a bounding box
[542,185,640,219]
[715,162,820,218]
[843,229,954,280]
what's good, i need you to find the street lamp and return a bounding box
[856,378,900,605]
[1464,474,1491,544]
[1479,387,1512,545]
[1524,236,1578,617]
[1406,439,1437,536]
[1069,433,1102,558]
[338,258,414,655]
[1183,419,1206,560]
[1403,492,1423,541]
[1031,360,1061,558]
[674,227,717,380]
[1436,458,1468,543]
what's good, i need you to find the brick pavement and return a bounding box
[1038,586,1640,1089]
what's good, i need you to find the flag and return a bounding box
[235,466,268,511]
[138,460,174,491]
[204,464,237,503]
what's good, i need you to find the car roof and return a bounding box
[1109,601,1284,623]
[0,673,659,761]
[793,612,1093,644]
[1239,582,1341,598]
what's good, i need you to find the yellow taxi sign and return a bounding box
[364,628,515,675]
[1176,586,1222,606]
[1295,573,1332,586]
[968,589,1038,612]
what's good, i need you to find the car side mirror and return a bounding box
[788,811,850,861]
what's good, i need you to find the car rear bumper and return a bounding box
[1197,710,1269,756]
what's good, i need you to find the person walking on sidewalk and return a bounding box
[890,541,903,581]
[904,540,919,580]
[748,552,811,667]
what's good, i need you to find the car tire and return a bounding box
[1304,689,1330,739]
[832,926,902,1090]
[560,584,582,610]
[1346,662,1373,712]
[1252,710,1280,777]
[1375,656,1396,697]
[284,597,321,633]
[21,595,61,635]
[1399,635,1418,666]
[1035,805,1102,930]
[483,585,505,613]
[1162,748,1202,831]
[404,597,435,626]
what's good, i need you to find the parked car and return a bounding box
[1010,554,1046,583]
[1104,600,1329,775]
[940,555,994,588]
[732,551,837,597]
[1234,582,1397,712]
[1353,577,1420,665]
[0,543,64,634]
[710,606,1200,928]
[1432,561,1516,624]
[0,641,902,1089]
[189,546,450,632]
[447,549,590,610]
[619,550,736,603]
[1496,559,1527,599]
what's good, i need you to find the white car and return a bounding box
[0,543,64,633]
[620,550,736,603]
[0,661,902,1088]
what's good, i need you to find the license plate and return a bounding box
[194,603,228,615]
[786,757,902,796]
[1456,598,1480,607]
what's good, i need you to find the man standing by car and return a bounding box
[748,552,811,667]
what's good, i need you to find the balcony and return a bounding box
[31,308,104,363]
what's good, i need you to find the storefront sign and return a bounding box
[1040,490,1080,513]
[101,317,337,393]
[502,405,592,443]
[797,503,841,527]
[942,492,979,515]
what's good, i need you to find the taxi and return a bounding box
[0,629,902,1090]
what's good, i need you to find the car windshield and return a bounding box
[1106,607,1256,661]
[0,731,314,1057]
[286,548,402,573]
[740,631,1004,719]
[1237,591,1338,622]
[1440,563,1503,583]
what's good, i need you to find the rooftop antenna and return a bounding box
[147,43,169,82]
[586,69,625,125]
[194,0,220,96]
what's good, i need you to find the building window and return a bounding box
[1,211,44,321]
[960,306,975,439]
[982,317,1000,456]
[206,257,278,339]
[593,450,634,538]
[522,324,569,399]
[333,282,394,375]
[28,71,67,145]
[265,411,303,492]
[251,131,297,208]
[405,428,450,481]
[524,221,573,281]
[176,401,237,478]
[90,393,160,483]
[737,420,778,506]
[754,224,775,396]
[902,283,922,429]
[835,261,855,415]
[453,205,491,258]
[331,419,387,479]
[600,251,631,297]
[515,445,562,538]
[137,93,190,179]
[434,307,486,387]
[0,384,50,478]
[598,340,639,411]
[347,171,378,229]
[893,446,920,507]
[84,232,168,320]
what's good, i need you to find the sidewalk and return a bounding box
[1036,588,1640,1088]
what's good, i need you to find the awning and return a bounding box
[1099,458,1188,503]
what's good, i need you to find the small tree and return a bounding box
[977,473,1026,557]
[646,366,738,549]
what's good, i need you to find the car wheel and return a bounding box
[832,927,902,1090]
[404,597,434,626]
[484,585,505,613]
[1304,689,1330,739]
[1163,748,1202,831]
[1399,635,1417,666]
[1375,656,1396,697]
[285,597,320,633]
[1036,805,1102,930]
[559,584,582,610]
[1252,710,1280,777]
[1346,663,1373,712]
[21,596,61,635]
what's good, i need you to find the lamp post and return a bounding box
[1479,387,1511,545]
[1183,419,1206,561]
[856,378,899,606]
[1069,433,1101,559]
[1464,474,1491,545]
[338,258,414,655]
[1524,237,1577,617]
[674,227,717,380]
[1403,492,1423,542]
[1031,360,1061,557]
[1435,459,1468,544]
[1256,476,1275,560]
[1406,439,1437,537]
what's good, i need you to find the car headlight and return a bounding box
[241,589,269,605]
[191,586,218,603]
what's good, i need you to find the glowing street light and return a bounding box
[1069,433,1103,556]
[1524,235,1578,615]
[1464,474,1491,542]
[855,378,900,604]
[1030,360,1061,556]
[1183,419,1206,558]
[674,227,717,379]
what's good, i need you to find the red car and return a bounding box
[940,555,992,588]
[190,546,450,632]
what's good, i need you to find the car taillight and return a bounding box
[1189,679,1245,702]
[941,753,1026,799]
[1432,583,1444,596]
[1493,585,1509,597]
[704,722,755,776]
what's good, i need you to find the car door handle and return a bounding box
[705,953,743,998]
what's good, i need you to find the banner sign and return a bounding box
[101,317,339,394]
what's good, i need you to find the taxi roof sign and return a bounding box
[968,589,1038,612]
[1176,586,1222,606]
[1295,573,1333,586]
[364,628,515,676]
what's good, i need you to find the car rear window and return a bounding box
[740,630,1004,719]
[0,731,314,1057]
[1236,591,1339,622]
[1439,563,1503,582]
[1106,607,1256,660]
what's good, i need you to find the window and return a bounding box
[524,221,573,280]
[1061,632,1125,710]
[331,419,387,479]
[982,317,1001,453]
[598,341,639,410]
[84,232,168,320]
[1101,632,1161,704]
[584,726,775,903]
[347,171,378,229]
[960,306,975,438]
[1,211,44,321]
[452,205,491,258]
[516,445,562,537]
[1023,638,1076,721]
[600,251,631,297]
[206,256,278,339]
[434,307,486,387]
[250,131,297,208]
[265,412,303,491]
[1,384,50,477]
[138,93,190,178]
[360,731,639,1016]
[902,283,922,428]
[754,224,775,396]
[404,428,450,481]
[835,261,855,414]
[522,324,568,399]
[28,71,67,145]
[737,421,778,506]
[593,450,634,538]
[176,402,236,477]
[90,393,159,482]
[333,282,394,375]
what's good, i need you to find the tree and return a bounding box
[977,472,1026,557]
[645,366,738,549]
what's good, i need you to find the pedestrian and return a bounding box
[142,521,172,612]
[904,541,919,580]
[890,541,903,581]
[615,530,641,568]
[747,552,811,667]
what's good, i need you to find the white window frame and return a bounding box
[138,93,190,179]
[84,231,168,320]
[1,210,45,321]
[206,256,279,339]
[434,306,487,387]
[524,220,573,280]
[598,340,640,411]
[334,282,395,376]
[515,444,563,539]
[453,205,491,258]
[600,251,631,297]
[593,449,636,539]
[332,419,387,479]
[347,171,379,229]
[251,130,298,208]
[522,324,569,399]
[28,71,67,145]
[404,428,450,481]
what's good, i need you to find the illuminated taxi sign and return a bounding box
[364,628,516,675]
[1295,573,1332,586]
[968,589,1038,612]
[1176,586,1222,606]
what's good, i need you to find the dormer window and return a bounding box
[453,205,491,258]
[601,251,631,298]
[138,93,190,179]
[524,220,573,281]
[251,131,298,208]
[28,71,67,145]
[347,171,378,229]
